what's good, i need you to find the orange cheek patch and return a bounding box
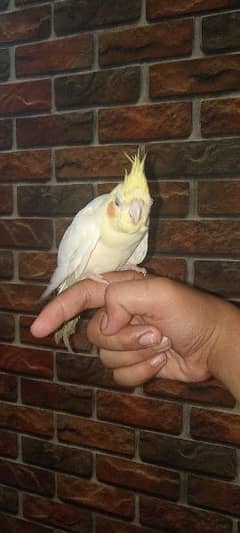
[107,201,116,219]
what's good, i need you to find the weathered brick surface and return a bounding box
[55,67,140,109]
[18,184,93,217]
[96,516,157,533]
[22,436,92,477]
[194,260,240,298]
[0,49,9,81]
[17,112,93,148]
[99,20,193,66]
[57,352,123,389]
[0,150,51,180]
[0,80,51,115]
[54,0,141,34]
[0,250,13,278]
[22,378,93,416]
[96,454,180,500]
[140,432,237,479]
[188,474,240,516]
[147,0,240,20]
[191,407,240,446]
[0,374,17,401]
[58,413,135,456]
[16,35,93,77]
[0,313,14,341]
[144,377,235,408]
[0,430,17,458]
[0,220,53,249]
[56,145,137,180]
[202,98,240,136]
[0,484,18,513]
[0,283,45,312]
[0,120,11,149]
[140,495,233,532]
[198,180,240,215]
[0,402,54,438]
[0,459,55,496]
[0,5,51,43]
[99,103,192,142]
[0,344,53,378]
[23,493,92,532]
[19,252,56,282]
[0,514,55,533]
[150,55,240,99]
[203,12,240,53]
[57,473,134,518]
[97,390,182,433]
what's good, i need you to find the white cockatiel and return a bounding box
[43,150,153,350]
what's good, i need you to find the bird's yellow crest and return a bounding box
[122,149,150,200]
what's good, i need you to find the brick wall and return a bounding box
[0,0,240,531]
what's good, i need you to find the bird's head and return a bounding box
[106,150,153,234]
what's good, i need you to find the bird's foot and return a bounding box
[54,316,80,351]
[78,272,109,285]
[119,264,147,276]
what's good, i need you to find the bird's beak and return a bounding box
[129,199,144,224]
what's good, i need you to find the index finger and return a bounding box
[31,270,145,338]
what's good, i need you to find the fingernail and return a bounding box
[159,336,170,350]
[150,353,166,367]
[138,331,160,346]
[101,311,108,331]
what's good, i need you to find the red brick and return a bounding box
[0,250,13,278]
[96,516,156,533]
[99,103,192,142]
[0,149,51,180]
[202,98,240,136]
[55,145,137,180]
[0,80,51,115]
[202,12,240,54]
[20,315,92,353]
[152,219,240,256]
[150,55,240,99]
[198,180,240,215]
[16,34,93,77]
[144,377,235,408]
[0,402,53,438]
[54,0,141,34]
[0,344,53,378]
[0,119,11,149]
[0,430,17,458]
[99,20,193,66]
[57,353,119,389]
[194,260,240,299]
[0,483,18,513]
[0,5,51,43]
[146,139,240,178]
[23,493,92,532]
[0,186,12,214]
[55,218,72,245]
[96,454,179,500]
[0,514,54,533]
[0,373,17,401]
[140,495,232,532]
[58,473,134,518]
[22,378,92,416]
[188,474,240,517]
[0,48,9,81]
[191,407,240,446]
[0,458,54,496]
[57,413,135,456]
[147,0,240,20]
[55,67,140,109]
[19,252,56,282]
[0,220,53,249]
[97,390,182,433]
[22,436,92,478]
[0,313,14,341]
[18,184,93,217]
[17,111,93,148]
[140,431,237,479]
[143,256,187,280]
[0,284,44,313]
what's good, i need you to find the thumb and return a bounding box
[101,279,151,335]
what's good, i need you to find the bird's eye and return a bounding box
[114,196,121,208]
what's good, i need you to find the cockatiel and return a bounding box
[43,150,153,350]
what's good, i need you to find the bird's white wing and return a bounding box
[126,230,149,266]
[43,194,108,298]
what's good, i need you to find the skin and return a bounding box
[31,271,240,400]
